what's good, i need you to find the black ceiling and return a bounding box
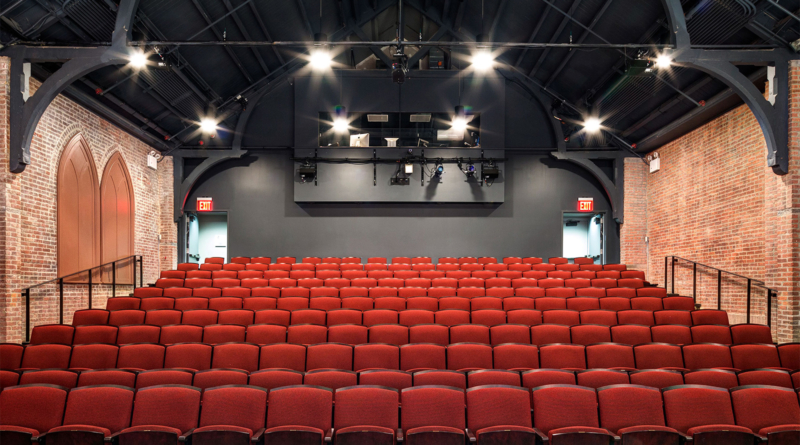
[1,0,798,152]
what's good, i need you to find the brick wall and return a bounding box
[0,56,176,343]
[623,61,800,342]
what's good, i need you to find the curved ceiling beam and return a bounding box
[4,0,141,173]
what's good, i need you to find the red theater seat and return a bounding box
[467,385,537,443]
[190,386,267,445]
[493,343,539,370]
[78,369,136,388]
[0,385,68,442]
[114,385,201,443]
[333,386,398,444]
[400,386,466,444]
[598,385,681,443]
[663,385,756,443]
[412,369,466,389]
[260,343,307,372]
[531,385,615,444]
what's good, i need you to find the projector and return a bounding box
[392,52,408,84]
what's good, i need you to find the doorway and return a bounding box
[186,212,228,263]
[562,212,604,263]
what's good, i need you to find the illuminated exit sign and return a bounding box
[197,197,213,212]
[578,197,594,212]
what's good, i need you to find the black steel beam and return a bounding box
[550,150,629,223]
[514,6,552,66]
[529,0,583,77]
[220,0,271,75]
[544,0,614,88]
[247,2,285,64]
[188,0,254,82]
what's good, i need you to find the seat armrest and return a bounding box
[465,429,476,443]
[533,428,549,444]
[252,428,266,443]
[396,428,403,443]
[179,428,195,442]
[324,428,333,443]
[755,434,767,443]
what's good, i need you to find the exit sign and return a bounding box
[578,197,594,212]
[197,197,213,212]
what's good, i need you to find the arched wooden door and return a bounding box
[101,152,135,284]
[57,134,100,281]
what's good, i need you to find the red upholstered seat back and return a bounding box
[130,386,201,434]
[199,386,267,432]
[267,386,333,432]
[0,385,67,434]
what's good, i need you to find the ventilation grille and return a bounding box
[367,114,389,122]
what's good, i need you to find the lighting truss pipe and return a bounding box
[766,0,800,25]
[123,40,672,49]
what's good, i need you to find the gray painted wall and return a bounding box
[187,151,620,263]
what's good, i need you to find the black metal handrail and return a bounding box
[22,254,144,342]
[664,255,778,327]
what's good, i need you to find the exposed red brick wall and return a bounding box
[0,56,176,343]
[623,61,800,342]
[621,158,649,275]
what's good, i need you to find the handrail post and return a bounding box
[88,269,92,310]
[139,256,143,288]
[59,278,64,325]
[112,261,117,298]
[24,288,30,343]
[670,257,675,295]
[766,289,772,329]
[746,279,751,323]
[132,256,137,290]
[692,262,697,302]
[664,256,668,292]
[716,270,721,310]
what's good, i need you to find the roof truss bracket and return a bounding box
[550,150,627,223]
[676,50,790,175]
[4,0,141,173]
[173,149,248,222]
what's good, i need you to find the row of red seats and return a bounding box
[167,264,638,276]
[5,341,796,373]
[69,307,721,330]
[29,321,777,348]
[4,382,796,444]
[3,366,799,394]
[200,256,600,265]
[109,294,690,314]
[153,276,649,290]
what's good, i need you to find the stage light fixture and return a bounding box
[656,54,672,69]
[129,50,147,69]
[583,117,601,133]
[299,161,317,183]
[472,51,494,71]
[310,50,332,70]
[466,163,476,177]
[200,117,217,134]
[434,162,444,177]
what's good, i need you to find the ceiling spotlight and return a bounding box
[656,54,672,69]
[583,117,601,133]
[451,105,468,132]
[129,51,147,69]
[472,51,494,71]
[333,118,349,133]
[200,118,217,134]
[310,50,332,70]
